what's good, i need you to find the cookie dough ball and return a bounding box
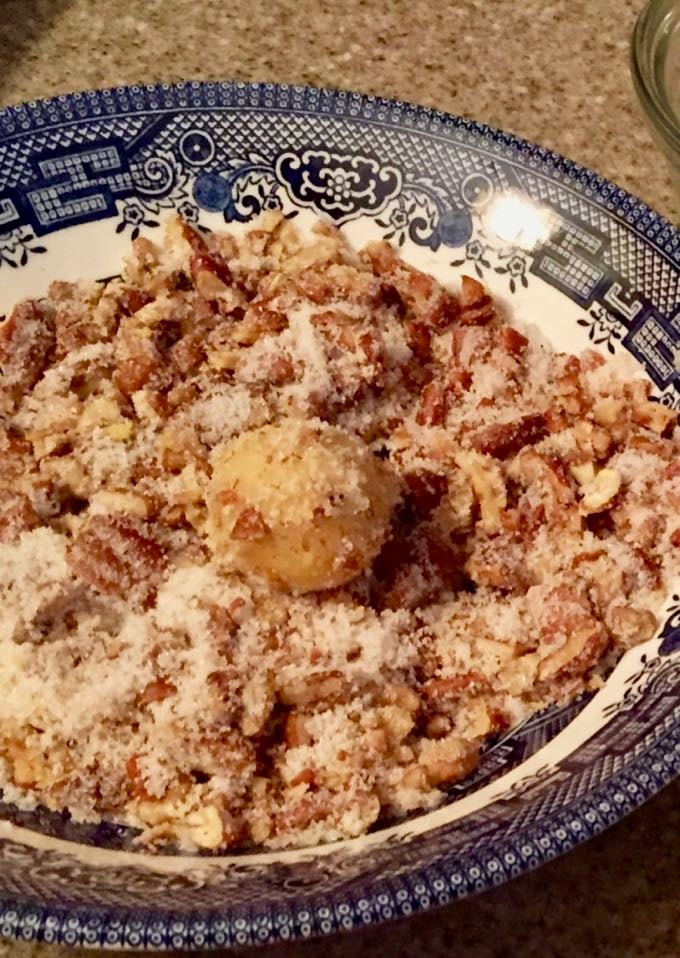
[207,419,400,592]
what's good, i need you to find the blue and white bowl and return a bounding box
[0,80,678,951]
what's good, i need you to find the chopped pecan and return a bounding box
[190,251,233,290]
[231,507,270,541]
[631,398,677,435]
[290,768,316,787]
[113,325,164,396]
[470,413,547,459]
[170,333,205,375]
[423,672,491,698]
[68,513,166,603]
[0,300,55,399]
[274,794,332,834]
[180,221,233,287]
[517,450,572,496]
[362,240,400,276]
[416,381,447,426]
[126,753,152,801]
[459,276,495,326]
[555,355,586,415]
[418,735,479,786]
[454,450,506,533]
[465,530,533,592]
[285,712,312,747]
[498,325,528,357]
[405,320,433,364]
[49,281,104,357]
[447,366,473,396]
[0,490,39,543]
[268,354,296,385]
[404,470,448,518]
[0,428,33,482]
[538,621,609,681]
[358,330,384,368]
[536,585,609,680]
[234,302,288,345]
[278,670,349,707]
[139,677,176,706]
[606,605,657,649]
[577,467,621,514]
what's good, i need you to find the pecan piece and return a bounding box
[278,670,349,707]
[268,354,296,385]
[404,470,448,518]
[113,325,164,396]
[465,530,533,592]
[231,507,270,541]
[170,332,205,375]
[498,325,529,357]
[284,712,312,747]
[0,490,39,543]
[459,276,495,326]
[423,672,491,698]
[68,513,166,603]
[0,429,33,482]
[470,413,547,459]
[0,299,55,399]
[180,221,233,287]
[416,381,447,426]
[405,319,433,364]
[139,677,176,706]
[49,281,105,358]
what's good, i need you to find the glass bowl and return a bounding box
[632,0,680,194]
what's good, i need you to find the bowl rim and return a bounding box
[0,77,677,951]
[631,0,680,157]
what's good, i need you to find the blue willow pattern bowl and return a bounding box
[0,81,677,951]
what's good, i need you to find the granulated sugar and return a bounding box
[0,212,676,851]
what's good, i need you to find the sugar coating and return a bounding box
[0,211,676,853]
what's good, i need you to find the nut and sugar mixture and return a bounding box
[0,211,677,851]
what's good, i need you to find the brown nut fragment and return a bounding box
[139,677,176,706]
[416,381,447,426]
[0,300,55,399]
[454,450,506,533]
[68,513,166,604]
[631,399,677,435]
[577,467,621,514]
[605,605,657,649]
[231,507,270,541]
[459,276,495,326]
[470,413,547,459]
[278,670,349,707]
[418,735,479,786]
[0,491,39,543]
[114,325,164,397]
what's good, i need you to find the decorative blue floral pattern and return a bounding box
[577,304,625,355]
[0,226,46,270]
[275,150,401,222]
[0,80,678,950]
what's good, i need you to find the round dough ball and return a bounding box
[206,419,400,592]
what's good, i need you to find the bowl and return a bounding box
[631,0,680,194]
[0,81,678,951]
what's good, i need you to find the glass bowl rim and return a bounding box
[631,0,680,155]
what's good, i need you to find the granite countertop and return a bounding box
[0,0,678,956]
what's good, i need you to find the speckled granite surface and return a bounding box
[0,0,678,222]
[0,1,678,956]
